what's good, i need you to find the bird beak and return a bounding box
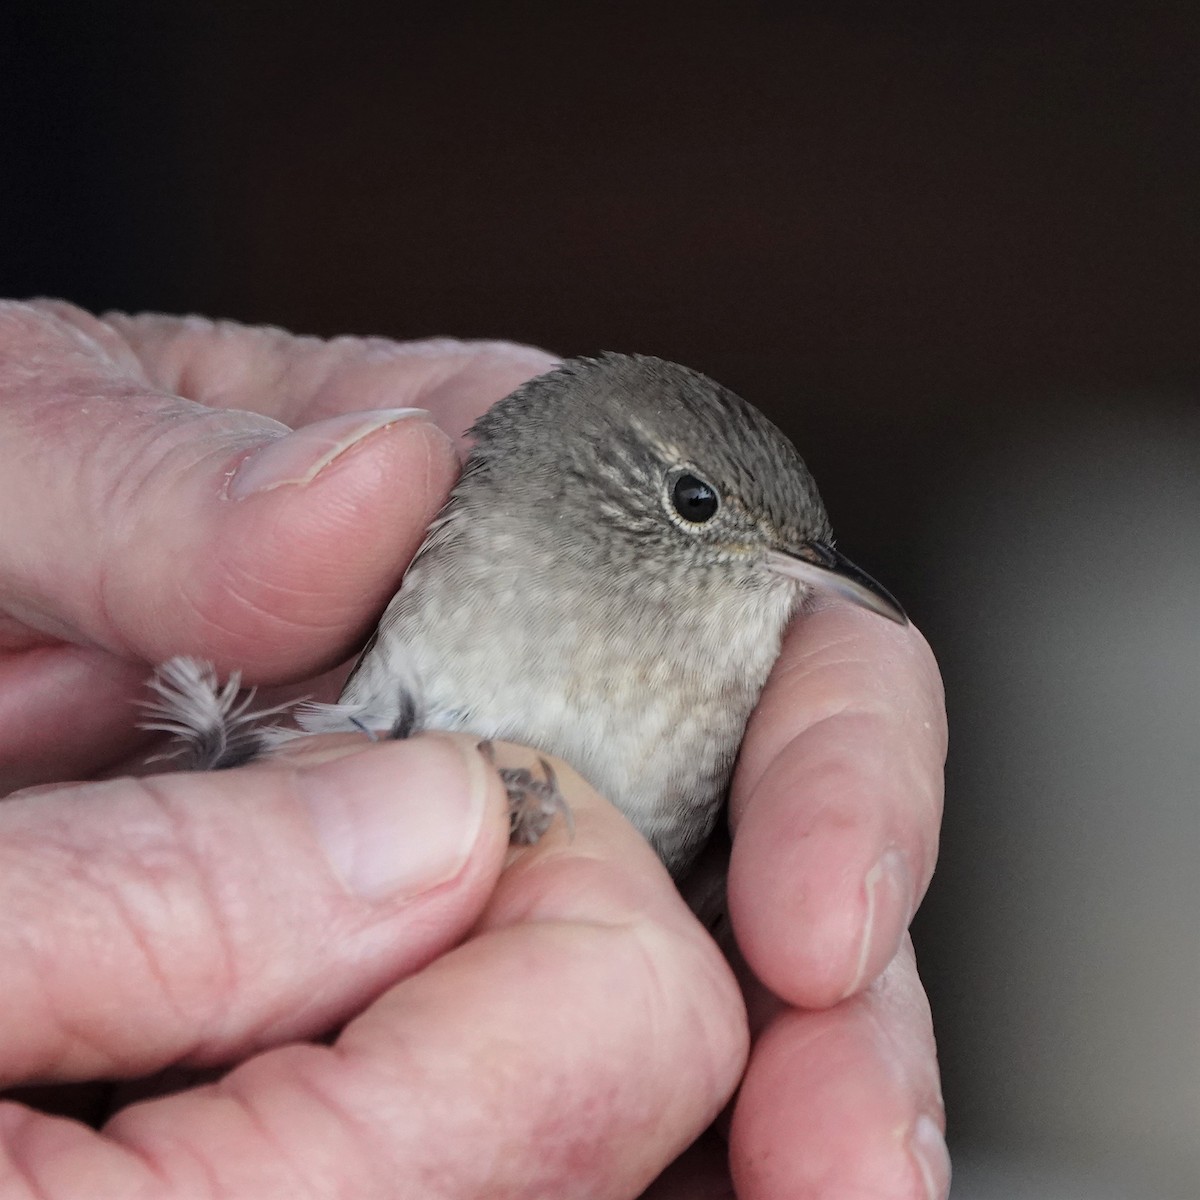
[763,541,908,625]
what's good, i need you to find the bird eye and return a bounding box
[670,472,720,524]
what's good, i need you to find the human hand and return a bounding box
[0,302,948,1196]
[0,299,555,791]
[0,733,748,1195]
[0,302,743,1194]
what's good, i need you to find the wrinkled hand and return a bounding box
[2,734,743,1196]
[0,302,948,1197]
[0,300,553,791]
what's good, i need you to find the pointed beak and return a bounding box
[764,540,908,625]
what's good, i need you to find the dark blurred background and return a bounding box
[5,3,1198,1195]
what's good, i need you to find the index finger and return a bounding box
[93,307,559,440]
[728,599,946,1008]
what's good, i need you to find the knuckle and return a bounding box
[2,779,244,1071]
[94,776,243,1030]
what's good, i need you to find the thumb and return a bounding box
[0,733,510,1084]
[0,302,459,677]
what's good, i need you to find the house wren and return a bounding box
[146,353,904,878]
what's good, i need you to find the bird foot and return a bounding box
[477,740,574,845]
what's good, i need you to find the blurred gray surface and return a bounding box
[920,408,1200,1195]
[952,1152,1194,1200]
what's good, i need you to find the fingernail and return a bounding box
[299,737,489,900]
[909,1114,951,1200]
[229,408,432,498]
[843,846,913,999]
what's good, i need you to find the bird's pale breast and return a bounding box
[340,524,798,874]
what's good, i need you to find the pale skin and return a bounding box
[0,300,949,1198]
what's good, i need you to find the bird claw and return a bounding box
[348,716,380,742]
[477,741,574,845]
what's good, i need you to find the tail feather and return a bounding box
[140,657,295,770]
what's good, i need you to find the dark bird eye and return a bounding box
[671,473,720,523]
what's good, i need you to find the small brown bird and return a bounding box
[145,354,904,878]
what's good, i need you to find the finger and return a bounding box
[730,940,950,1200]
[0,302,463,681]
[90,306,559,440]
[0,645,152,793]
[1,750,749,1199]
[0,734,509,1084]
[729,599,947,1008]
